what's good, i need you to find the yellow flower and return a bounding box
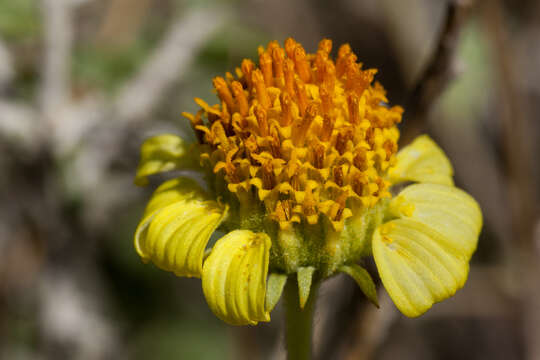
[134,38,482,324]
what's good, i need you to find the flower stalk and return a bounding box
[284,276,319,360]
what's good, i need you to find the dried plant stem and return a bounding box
[403,0,472,143]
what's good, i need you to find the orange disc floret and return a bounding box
[183,38,403,231]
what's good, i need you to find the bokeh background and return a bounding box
[1,0,539,359]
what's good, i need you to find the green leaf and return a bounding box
[340,265,379,307]
[265,273,288,312]
[297,267,315,309]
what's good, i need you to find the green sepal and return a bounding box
[297,266,316,309]
[265,273,288,312]
[339,264,379,307]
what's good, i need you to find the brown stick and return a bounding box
[481,2,539,360]
[403,0,472,142]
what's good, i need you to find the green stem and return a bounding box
[284,276,319,360]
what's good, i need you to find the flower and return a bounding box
[134,38,482,324]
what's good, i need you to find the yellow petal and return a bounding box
[388,135,454,186]
[134,177,227,278]
[373,219,470,317]
[202,230,272,325]
[135,134,198,186]
[142,177,209,217]
[388,183,482,259]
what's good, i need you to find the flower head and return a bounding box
[134,38,482,324]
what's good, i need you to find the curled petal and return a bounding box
[142,177,209,217]
[134,177,227,278]
[135,134,198,186]
[373,219,470,317]
[388,135,453,186]
[388,183,482,259]
[202,230,271,325]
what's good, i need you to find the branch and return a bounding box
[0,101,39,148]
[113,7,229,123]
[40,0,73,126]
[0,37,14,91]
[404,0,472,138]
[342,292,397,360]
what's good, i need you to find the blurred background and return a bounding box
[0,0,539,359]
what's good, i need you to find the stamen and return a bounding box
[312,143,325,169]
[320,83,333,115]
[255,106,269,137]
[288,155,301,190]
[295,79,309,116]
[323,61,336,95]
[351,175,367,196]
[292,103,317,147]
[267,40,280,54]
[335,128,352,155]
[347,93,360,125]
[280,92,293,126]
[241,59,255,89]
[284,37,297,59]
[383,139,397,160]
[314,51,327,83]
[270,126,282,158]
[318,38,332,55]
[231,81,249,116]
[333,166,344,186]
[303,189,318,218]
[220,101,232,134]
[211,121,230,151]
[244,135,259,162]
[275,200,292,222]
[213,77,235,113]
[345,55,360,91]
[182,110,205,143]
[252,69,271,109]
[224,150,240,183]
[261,161,276,189]
[293,45,311,83]
[259,51,274,87]
[353,149,368,171]
[320,113,335,142]
[272,47,285,83]
[333,194,348,221]
[284,59,296,96]
[336,43,352,77]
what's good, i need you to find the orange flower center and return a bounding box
[183,38,403,231]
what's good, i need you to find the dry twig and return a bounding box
[403,0,473,142]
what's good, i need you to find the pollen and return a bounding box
[184,38,403,231]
